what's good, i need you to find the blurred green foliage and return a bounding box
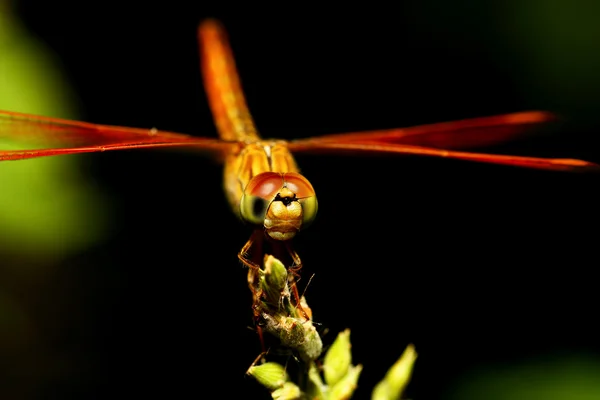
[1,7,110,393]
[0,5,108,260]
[446,353,600,400]
[407,0,600,125]
[508,0,600,118]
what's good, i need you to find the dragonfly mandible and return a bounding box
[0,19,598,291]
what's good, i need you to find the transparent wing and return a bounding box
[289,111,554,149]
[287,111,599,172]
[0,109,237,161]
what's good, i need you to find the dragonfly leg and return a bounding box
[239,230,264,298]
[239,231,269,351]
[247,349,268,373]
[285,242,310,321]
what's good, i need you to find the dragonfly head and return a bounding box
[240,172,318,241]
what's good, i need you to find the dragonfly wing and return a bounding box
[289,111,557,149]
[287,141,600,172]
[0,110,237,161]
[287,110,599,172]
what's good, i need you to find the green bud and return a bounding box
[261,312,323,362]
[371,343,417,400]
[271,382,302,400]
[262,255,289,305]
[329,364,363,400]
[262,314,306,348]
[298,318,323,362]
[247,361,289,390]
[323,329,352,386]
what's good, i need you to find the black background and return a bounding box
[7,1,600,399]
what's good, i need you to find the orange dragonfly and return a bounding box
[0,19,598,283]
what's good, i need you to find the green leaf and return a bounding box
[371,344,417,400]
[247,362,289,390]
[323,329,353,387]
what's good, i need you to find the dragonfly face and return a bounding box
[240,172,318,241]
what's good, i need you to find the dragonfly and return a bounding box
[0,20,598,303]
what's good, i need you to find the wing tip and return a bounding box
[505,110,559,125]
[556,158,600,173]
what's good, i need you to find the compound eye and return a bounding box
[240,195,270,225]
[299,196,318,227]
[283,173,318,228]
[284,173,316,199]
[240,172,285,225]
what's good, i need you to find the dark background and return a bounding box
[4,1,600,399]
